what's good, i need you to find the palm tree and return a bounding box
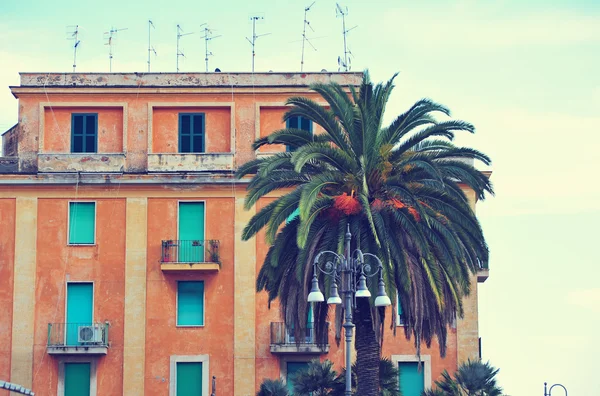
[257,378,290,396]
[292,359,339,396]
[422,360,503,396]
[292,358,401,396]
[237,72,493,395]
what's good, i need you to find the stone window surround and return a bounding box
[391,354,432,391]
[169,354,210,396]
[56,356,98,396]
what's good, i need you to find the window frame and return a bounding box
[391,354,432,393]
[285,115,313,152]
[169,354,210,396]
[67,201,97,246]
[71,113,98,153]
[176,280,205,327]
[280,357,312,390]
[178,112,206,153]
[57,357,98,396]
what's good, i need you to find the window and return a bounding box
[176,362,203,396]
[177,281,204,326]
[286,361,309,392]
[69,202,96,245]
[286,115,313,152]
[398,362,425,396]
[178,202,205,262]
[71,113,98,153]
[287,303,314,343]
[66,283,94,346]
[397,296,405,326]
[64,362,91,396]
[179,113,205,153]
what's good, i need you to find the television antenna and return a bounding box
[177,24,194,72]
[147,20,157,72]
[336,3,357,71]
[246,14,271,72]
[300,2,318,72]
[67,25,81,72]
[200,24,222,72]
[104,26,128,72]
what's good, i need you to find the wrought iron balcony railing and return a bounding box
[47,322,109,348]
[270,322,329,346]
[161,239,220,264]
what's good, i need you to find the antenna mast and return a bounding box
[104,26,128,72]
[246,15,271,73]
[177,24,194,72]
[67,25,81,72]
[200,24,222,72]
[336,3,357,72]
[301,2,317,72]
[148,20,157,72]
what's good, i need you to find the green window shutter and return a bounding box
[286,116,312,152]
[176,362,202,396]
[177,281,204,326]
[286,362,309,392]
[398,362,424,396]
[64,362,91,396]
[179,113,205,153]
[66,283,94,346]
[69,202,95,244]
[71,113,97,153]
[178,202,205,262]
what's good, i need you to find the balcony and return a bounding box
[47,323,109,355]
[270,322,329,354]
[147,153,234,172]
[160,239,221,272]
[37,153,126,173]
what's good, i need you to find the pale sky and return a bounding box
[1,0,599,394]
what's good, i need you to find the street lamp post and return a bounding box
[544,382,568,396]
[307,225,392,396]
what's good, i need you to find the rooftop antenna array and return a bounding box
[336,3,357,71]
[300,2,318,72]
[200,24,222,73]
[176,24,194,72]
[104,26,128,72]
[147,20,157,72]
[67,25,81,72]
[246,14,271,73]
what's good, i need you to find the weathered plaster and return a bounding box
[234,193,256,396]
[123,198,148,396]
[10,197,37,388]
[147,153,234,172]
[37,153,126,173]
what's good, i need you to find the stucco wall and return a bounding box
[0,199,15,396]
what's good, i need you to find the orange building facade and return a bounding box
[0,72,488,396]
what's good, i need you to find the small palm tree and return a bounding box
[293,359,338,396]
[257,378,290,396]
[423,360,503,396]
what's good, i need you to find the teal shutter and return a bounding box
[286,362,309,392]
[64,362,91,396]
[177,281,204,326]
[66,283,93,345]
[176,362,202,396]
[69,202,95,244]
[71,113,97,153]
[398,297,404,325]
[179,113,205,153]
[286,207,300,224]
[398,362,424,396]
[178,202,205,262]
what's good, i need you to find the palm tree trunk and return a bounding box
[354,297,380,396]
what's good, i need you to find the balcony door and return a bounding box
[66,283,93,346]
[178,202,205,263]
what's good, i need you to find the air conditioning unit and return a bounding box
[78,324,104,344]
